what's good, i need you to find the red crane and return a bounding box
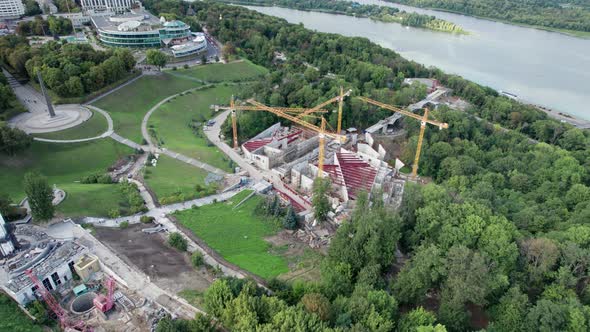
[25,269,92,331]
[93,276,115,312]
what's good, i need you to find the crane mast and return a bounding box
[357,96,448,179]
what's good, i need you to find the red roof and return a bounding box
[242,129,302,152]
[243,137,273,152]
[324,152,377,199]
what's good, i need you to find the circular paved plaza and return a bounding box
[11,105,92,134]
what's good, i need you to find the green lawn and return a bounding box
[57,183,126,218]
[34,110,108,140]
[178,289,205,308]
[175,60,268,82]
[0,139,132,203]
[92,74,199,143]
[144,155,209,203]
[149,85,237,172]
[0,294,43,332]
[173,190,288,279]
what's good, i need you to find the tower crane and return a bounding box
[356,96,449,179]
[215,97,331,149]
[25,269,92,332]
[246,99,345,177]
[295,87,351,121]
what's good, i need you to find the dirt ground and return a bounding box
[94,223,214,294]
[265,230,323,282]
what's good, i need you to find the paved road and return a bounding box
[204,110,312,211]
[140,85,227,175]
[3,68,48,114]
[82,188,243,226]
[109,132,145,150]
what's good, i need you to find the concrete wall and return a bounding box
[251,123,281,141]
[10,261,77,305]
[74,255,100,282]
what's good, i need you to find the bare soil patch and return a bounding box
[265,230,323,282]
[94,223,213,294]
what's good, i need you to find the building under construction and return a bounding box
[239,119,406,219]
[0,224,88,306]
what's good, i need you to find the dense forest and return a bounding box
[217,0,465,33]
[383,0,590,33]
[143,1,590,330]
[0,36,136,98]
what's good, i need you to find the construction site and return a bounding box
[0,213,200,332]
[0,76,458,331]
[211,79,454,246]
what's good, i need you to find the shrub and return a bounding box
[191,252,204,267]
[108,208,120,219]
[172,66,177,71]
[98,174,113,184]
[168,232,187,251]
[140,215,155,223]
[119,221,129,229]
[183,64,189,69]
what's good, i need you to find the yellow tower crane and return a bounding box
[246,99,345,178]
[357,96,449,179]
[296,87,352,132]
[215,97,330,149]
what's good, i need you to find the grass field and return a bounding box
[149,85,237,172]
[34,110,108,140]
[57,183,126,218]
[174,60,268,82]
[178,289,205,308]
[0,294,43,332]
[0,139,132,203]
[173,190,288,279]
[144,155,209,203]
[92,74,199,143]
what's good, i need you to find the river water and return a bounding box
[242,1,590,120]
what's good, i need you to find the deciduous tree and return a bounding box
[23,172,54,221]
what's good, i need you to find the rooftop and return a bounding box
[91,9,161,33]
[243,128,303,152]
[5,241,86,293]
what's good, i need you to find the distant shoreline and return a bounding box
[531,104,590,129]
[231,1,468,34]
[379,1,590,39]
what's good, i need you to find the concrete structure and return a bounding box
[90,9,206,57]
[239,119,405,215]
[170,32,208,57]
[241,123,319,171]
[81,0,135,13]
[0,214,16,257]
[0,0,24,19]
[36,0,57,14]
[2,238,87,305]
[74,254,101,282]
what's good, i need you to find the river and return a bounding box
[242,1,590,120]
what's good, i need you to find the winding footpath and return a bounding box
[140,85,227,175]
